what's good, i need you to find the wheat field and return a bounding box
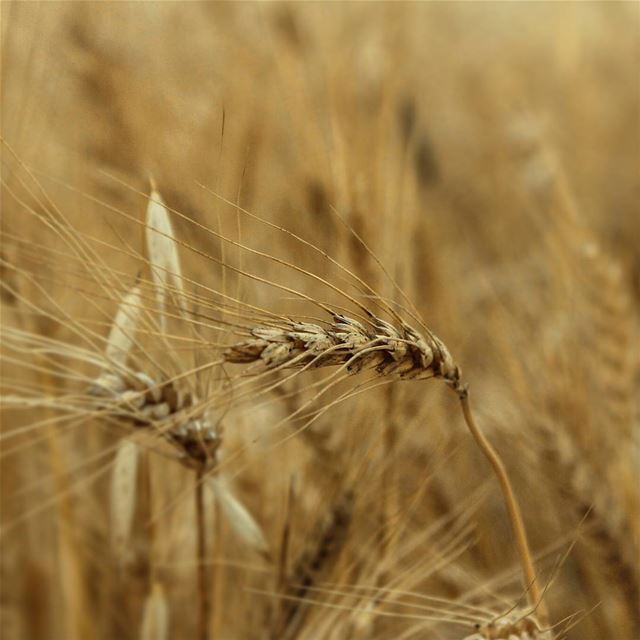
[1,2,639,640]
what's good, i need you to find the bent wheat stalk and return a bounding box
[224,312,547,622]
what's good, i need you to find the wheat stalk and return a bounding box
[225,313,548,622]
[140,582,170,640]
[3,6,638,637]
[1,172,547,634]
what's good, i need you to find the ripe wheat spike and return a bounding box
[2,4,638,639]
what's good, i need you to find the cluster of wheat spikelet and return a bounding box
[463,612,553,640]
[1,167,548,639]
[224,314,461,385]
[0,156,549,639]
[2,3,639,640]
[93,368,221,466]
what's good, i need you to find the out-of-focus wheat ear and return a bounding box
[209,477,271,561]
[347,600,377,639]
[140,582,169,640]
[91,283,143,396]
[105,285,143,368]
[145,185,185,330]
[462,610,554,639]
[276,491,353,638]
[110,439,139,562]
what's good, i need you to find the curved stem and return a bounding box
[457,388,548,623]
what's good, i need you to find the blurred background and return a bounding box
[1,2,639,639]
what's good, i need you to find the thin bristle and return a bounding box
[1,4,638,639]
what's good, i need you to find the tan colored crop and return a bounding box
[225,313,548,624]
[464,610,552,639]
[224,313,461,386]
[91,370,221,469]
[91,190,269,640]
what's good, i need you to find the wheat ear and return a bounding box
[97,188,275,640]
[225,313,547,621]
[463,608,553,639]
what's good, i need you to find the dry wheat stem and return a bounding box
[140,582,169,640]
[195,467,210,640]
[458,392,547,624]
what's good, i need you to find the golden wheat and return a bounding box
[1,3,638,640]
